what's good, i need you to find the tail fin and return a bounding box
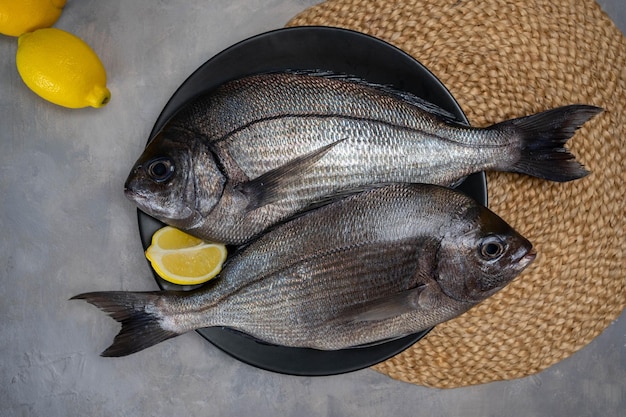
[71,291,180,357]
[497,104,602,182]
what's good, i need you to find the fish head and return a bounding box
[437,204,536,303]
[124,128,226,229]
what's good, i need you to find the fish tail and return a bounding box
[500,104,602,182]
[71,291,180,357]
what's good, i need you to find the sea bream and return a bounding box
[124,71,602,245]
[73,183,536,356]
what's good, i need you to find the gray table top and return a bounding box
[1,1,623,416]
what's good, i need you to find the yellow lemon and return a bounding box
[0,0,66,37]
[145,226,228,286]
[16,28,111,108]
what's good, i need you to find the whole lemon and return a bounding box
[16,28,111,109]
[0,0,66,37]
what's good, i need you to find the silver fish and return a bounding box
[124,71,601,245]
[73,183,535,356]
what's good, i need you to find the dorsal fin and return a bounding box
[281,69,462,124]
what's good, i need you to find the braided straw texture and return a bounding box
[287,0,625,388]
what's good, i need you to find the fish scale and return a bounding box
[73,71,599,356]
[73,183,536,355]
[124,71,601,245]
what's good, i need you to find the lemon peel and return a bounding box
[146,226,227,286]
[0,0,66,37]
[16,28,111,109]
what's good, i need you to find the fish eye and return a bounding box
[479,235,506,260]
[146,157,175,183]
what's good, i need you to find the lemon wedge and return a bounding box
[0,0,66,37]
[16,28,110,108]
[146,226,227,286]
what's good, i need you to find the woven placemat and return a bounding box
[287,0,625,388]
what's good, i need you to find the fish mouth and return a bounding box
[514,246,537,270]
[123,164,149,202]
[123,175,153,209]
[123,180,140,201]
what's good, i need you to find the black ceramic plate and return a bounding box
[137,26,487,376]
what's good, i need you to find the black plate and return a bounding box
[137,26,487,376]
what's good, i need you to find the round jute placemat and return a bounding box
[287,0,625,388]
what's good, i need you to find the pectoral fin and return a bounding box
[347,284,431,323]
[235,138,346,211]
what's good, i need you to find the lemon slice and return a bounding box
[145,226,227,286]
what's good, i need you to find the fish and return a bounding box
[124,70,602,245]
[73,183,536,357]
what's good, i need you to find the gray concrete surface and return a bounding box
[1,1,623,416]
